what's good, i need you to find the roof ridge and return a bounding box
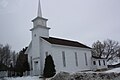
[42,37,91,49]
[49,37,79,43]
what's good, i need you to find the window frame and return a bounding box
[93,61,96,65]
[75,52,78,67]
[84,53,88,66]
[98,60,101,66]
[103,60,106,65]
[62,51,66,67]
[30,56,33,70]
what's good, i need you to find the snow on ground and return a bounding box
[107,58,120,65]
[106,67,120,73]
[4,76,41,80]
[3,68,120,80]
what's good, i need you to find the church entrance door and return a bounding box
[34,61,39,76]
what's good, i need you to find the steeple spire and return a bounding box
[32,0,49,28]
[37,0,42,17]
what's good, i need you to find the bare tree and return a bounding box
[10,51,17,67]
[92,40,105,57]
[92,39,120,62]
[116,48,120,59]
[0,44,12,66]
[0,44,3,63]
[104,39,120,61]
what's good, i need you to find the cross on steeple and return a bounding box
[37,0,42,17]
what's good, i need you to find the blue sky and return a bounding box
[0,0,120,52]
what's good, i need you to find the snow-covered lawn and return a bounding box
[4,76,41,80]
[3,68,120,80]
[4,76,51,80]
[106,67,120,73]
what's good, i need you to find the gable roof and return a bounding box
[42,37,91,49]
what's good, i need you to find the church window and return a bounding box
[93,61,96,65]
[62,51,66,67]
[75,52,78,67]
[34,61,39,75]
[35,61,38,63]
[103,60,105,65]
[46,52,48,57]
[34,34,36,37]
[99,60,101,66]
[84,53,88,66]
[30,56,33,70]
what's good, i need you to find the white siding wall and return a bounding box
[41,39,92,73]
[40,38,52,74]
[32,27,49,39]
[25,42,34,76]
[51,45,91,73]
[91,58,107,70]
[31,26,49,59]
[27,38,92,76]
[31,25,49,76]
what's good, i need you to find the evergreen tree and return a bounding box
[15,47,29,76]
[23,54,30,72]
[43,55,56,78]
[15,51,25,76]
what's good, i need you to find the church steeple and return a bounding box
[31,0,49,27]
[30,0,50,38]
[37,0,42,17]
[30,0,50,75]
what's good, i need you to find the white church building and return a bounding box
[25,0,107,76]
